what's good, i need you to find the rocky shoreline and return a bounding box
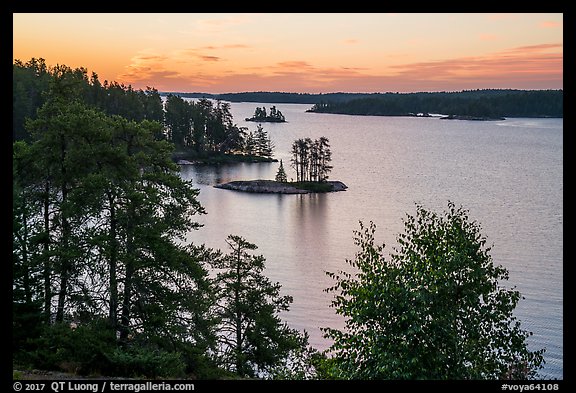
[439,114,505,121]
[214,180,347,194]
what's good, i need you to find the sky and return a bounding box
[12,13,563,93]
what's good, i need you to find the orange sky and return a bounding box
[12,13,563,93]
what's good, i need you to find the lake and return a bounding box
[178,102,563,379]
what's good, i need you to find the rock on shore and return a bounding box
[214,180,347,194]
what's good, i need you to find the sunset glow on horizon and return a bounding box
[13,13,563,93]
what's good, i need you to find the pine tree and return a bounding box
[212,235,304,377]
[275,160,288,183]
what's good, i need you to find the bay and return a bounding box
[179,102,563,379]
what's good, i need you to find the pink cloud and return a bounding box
[539,21,561,28]
[199,55,221,62]
[379,43,562,91]
[119,43,563,93]
[275,61,315,69]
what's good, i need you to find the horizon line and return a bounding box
[157,88,564,95]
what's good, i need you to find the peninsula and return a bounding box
[214,180,347,194]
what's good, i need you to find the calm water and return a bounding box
[179,102,563,379]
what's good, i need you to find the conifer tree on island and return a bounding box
[290,137,332,182]
[275,159,288,183]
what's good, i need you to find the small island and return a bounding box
[214,137,345,194]
[245,106,286,122]
[214,179,347,194]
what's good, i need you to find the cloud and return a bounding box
[117,50,186,86]
[274,61,315,70]
[500,43,562,53]
[539,21,561,28]
[119,51,169,78]
[384,43,562,89]
[199,55,221,62]
[118,42,562,93]
[174,44,251,63]
[342,39,359,45]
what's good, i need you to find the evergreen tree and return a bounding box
[254,124,274,159]
[14,93,215,371]
[275,160,288,183]
[164,94,192,148]
[244,131,256,157]
[317,136,332,182]
[212,235,305,377]
[290,137,331,182]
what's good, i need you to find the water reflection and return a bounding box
[180,162,277,186]
[292,194,329,262]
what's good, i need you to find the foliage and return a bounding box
[246,105,286,122]
[19,319,187,378]
[290,137,332,182]
[170,90,563,118]
[323,202,545,379]
[103,345,186,379]
[266,331,321,380]
[13,58,278,162]
[241,124,274,160]
[163,95,250,155]
[275,160,288,183]
[13,58,163,141]
[308,89,563,118]
[211,235,308,378]
[21,319,117,375]
[290,181,333,193]
[12,90,215,376]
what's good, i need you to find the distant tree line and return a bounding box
[163,91,371,104]
[307,89,563,118]
[161,90,563,119]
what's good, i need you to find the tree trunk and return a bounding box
[234,244,243,376]
[108,190,118,330]
[119,203,135,342]
[55,135,69,323]
[119,260,133,342]
[43,181,52,323]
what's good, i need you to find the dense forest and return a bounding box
[13,58,545,380]
[306,89,563,118]
[13,58,275,163]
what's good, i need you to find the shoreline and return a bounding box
[214,180,348,194]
